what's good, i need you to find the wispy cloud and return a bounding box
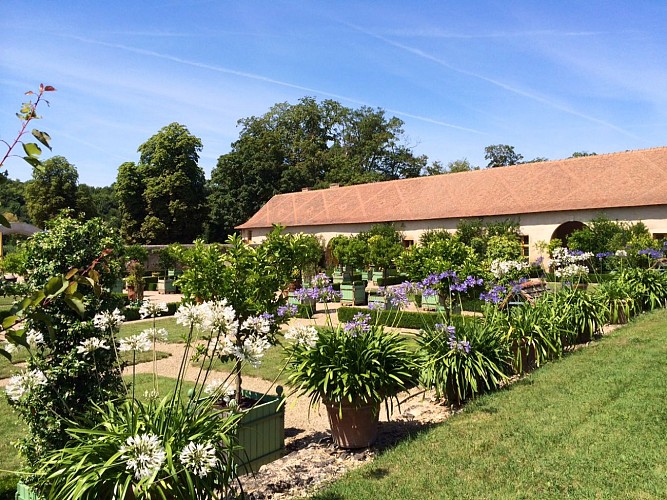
[348,24,643,141]
[378,28,615,39]
[58,33,483,134]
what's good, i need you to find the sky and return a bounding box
[1,1,666,187]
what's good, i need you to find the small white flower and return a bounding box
[141,327,168,343]
[139,299,169,319]
[93,308,125,331]
[208,336,235,357]
[118,333,151,353]
[234,334,271,368]
[25,330,44,349]
[5,369,48,401]
[284,325,319,347]
[203,378,235,402]
[76,338,111,355]
[615,249,627,257]
[241,315,272,336]
[120,433,166,480]
[175,303,205,330]
[201,300,239,336]
[179,441,218,478]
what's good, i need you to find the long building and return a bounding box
[237,146,667,260]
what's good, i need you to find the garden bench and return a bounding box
[500,278,548,308]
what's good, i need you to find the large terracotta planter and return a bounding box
[325,399,380,449]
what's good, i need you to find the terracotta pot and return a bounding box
[325,399,380,449]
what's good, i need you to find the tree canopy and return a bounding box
[484,144,524,168]
[206,98,427,240]
[25,155,79,227]
[116,123,207,244]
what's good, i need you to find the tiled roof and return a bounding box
[236,147,667,229]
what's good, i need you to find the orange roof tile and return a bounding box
[236,147,667,229]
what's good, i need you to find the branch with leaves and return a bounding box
[0,83,56,228]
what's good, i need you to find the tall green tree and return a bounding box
[25,155,79,227]
[0,177,30,222]
[484,144,524,168]
[207,97,427,240]
[116,123,207,244]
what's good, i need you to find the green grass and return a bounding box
[0,349,170,380]
[196,335,290,385]
[119,316,189,343]
[314,309,667,499]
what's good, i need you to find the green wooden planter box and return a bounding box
[157,278,177,294]
[367,292,397,310]
[236,388,285,474]
[15,481,41,500]
[110,278,125,294]
[421,293,447,312]
[340,283,367,306]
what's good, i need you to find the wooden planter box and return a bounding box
[15,481,40,500]
[340,283,367,306]
[421,293,446,312]
[367,292,397,310]
[236,389,285,474]
[157,278,177,294]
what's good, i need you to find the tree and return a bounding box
[25,155,79,227]
[75,184,99,220]
[524,157,549,163]
[484,144,523,168]
[570,151,597,158]
[0,177,30,222]
[206,98,427,241]
[116,123,207,244]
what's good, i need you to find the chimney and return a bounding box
[329,183,339,189]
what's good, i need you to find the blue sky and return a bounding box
[2,1,666,187]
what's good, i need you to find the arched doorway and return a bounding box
[551,221,587,247]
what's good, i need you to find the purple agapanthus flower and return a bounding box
[480,284,507,304]
[344,312,371,336]
[638,248,663,259]
[277,304,298,317]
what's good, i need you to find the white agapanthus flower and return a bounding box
[284,325,319,347]
[234,334,271,368]
[208,336,236,358]
[490,259,529,279]
[203,378,235,402]
[615,249,628,257]
[554,264,590,279]
[139,299,169,319]
[175,303,205,330]
[6,369,48,401]
[118,333,151,353]
[179,441,218,478]
[201,300,238,336]
[240,315,272,336]
[93,308,125,331]
[25,329,44,349]
[76,337,111,355]
[141,327,169,343]
[120,433,166,480]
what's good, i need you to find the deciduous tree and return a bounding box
[484,144,523,168]
[207,98,427,240]
[25,155,79,227]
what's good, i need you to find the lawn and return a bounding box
[314,309,667,499]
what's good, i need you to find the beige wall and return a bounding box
[241,204,667,261]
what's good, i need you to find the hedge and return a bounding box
[337,306,452,331]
